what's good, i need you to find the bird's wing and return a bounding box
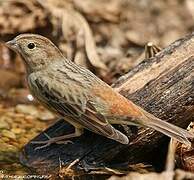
[29,74,129,144]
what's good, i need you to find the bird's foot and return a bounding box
[31,133,73,150]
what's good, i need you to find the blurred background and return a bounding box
[0,0,194,176]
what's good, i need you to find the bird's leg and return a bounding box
[31,128,83,150]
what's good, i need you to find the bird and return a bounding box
[6,34,194,149]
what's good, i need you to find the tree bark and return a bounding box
[20,33,194,177]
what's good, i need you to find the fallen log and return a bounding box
[20,33,194,178]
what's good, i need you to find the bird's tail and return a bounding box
[140,109,193,146]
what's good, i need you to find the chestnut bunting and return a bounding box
[6,34,194,148]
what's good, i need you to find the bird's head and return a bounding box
[6,34,64,73]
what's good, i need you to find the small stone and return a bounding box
[18,137,29,145]
[25,115,35,121]
[15,104,39,117]
[38,110,55,120]
[11,128,24,134]
[14,113,25,118]
[15,104,56,121]
[0,117,10,129]
[1,129,16,139]
[1,137,10,143]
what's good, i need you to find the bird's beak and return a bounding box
[6,39,18,50]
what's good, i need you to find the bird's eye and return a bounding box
[27,42,35,49]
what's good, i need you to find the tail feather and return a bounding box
[142,111,193,145]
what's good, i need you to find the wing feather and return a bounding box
[28,73,129,144]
